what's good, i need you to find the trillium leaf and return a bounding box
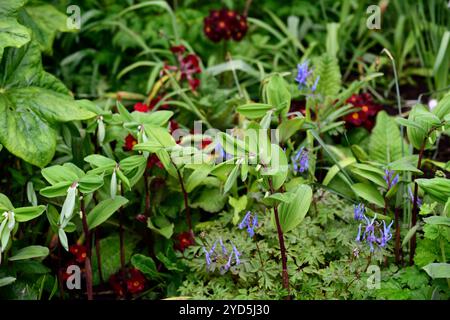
[422,263,450,279]
[0,43,96,167]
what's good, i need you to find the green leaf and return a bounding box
[8,245,49,261]
[265,74,291,115]
[313,53,341,98]
[58,228,68,251]
[0,193,14,211]
[402,225,420,248]
[229,195,248,225]
[131,254,160,279]
[19,5,72,53]
[263,144,288,190]
[0,18,30,58]
[224,164,240,194]
[87,196,128,230]
[323,157,356,186]
[191,187,227,213]
[423,216,450,227]
[277,184,312,233]
[369,111,404,164]
[14,205,45,222]
[277,117,304,143]
[236,103,273,119]
[407,104,441,150]
[0,277,16,288]
[351,183,384,207]
[132,110,173,126]
[0,42,96,167]
[41,165,79,185]
[416,178,450,203]
[388,156,422,173]
[185,164,212,193]
[91,234,138,285]
[147,217,173,239]
[432,92,450,120]
[78,174,104,194]
[422,263,450,279]
[0,0,27,16]
[84,155,116,168]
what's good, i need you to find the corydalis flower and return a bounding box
[202,238,241,272]
[291,147,309,173]
[295,60,320,92]
[353,203,365,221]
[239,211,258,237]
[384,169,399,190]
[356,214,394,252]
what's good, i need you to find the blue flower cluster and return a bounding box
[291,147,309,174]
[383,169,399,190]
[238,211,258,237]
[353,203,365,221]
[355,214,394,252]
[295,60,320,92]
[202,238,241,272]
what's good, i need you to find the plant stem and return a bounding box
[57,238,65,298]
[409,141,425,265]
[80,197,94,300]
[394,207,402,265]
[173,163,192,233]
[268,178,290,298]
[94,229,104,283]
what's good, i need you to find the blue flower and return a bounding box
[353,203,365,221]
[202,246,212,266]
[408,186,422,207]
[295,61,313,89]
[383,169,399,190]
[356,213,394,253]
[311,75,320,92]
[239,211,258,237]
[219,238,227,254]
[356,224,362,242]
[377,220,394,248]
[232,245,241,265]
[291,147,309,174]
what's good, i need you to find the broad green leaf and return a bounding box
[41,165,80,185]
[224,164,240,194]
[422,263,450,279]
[236,103,273,119]
[369,111,403,164]
[0,18,30,58]
[147,217,173,239]
[265,74,291,115]
[87,196,129,230]
[416,178,450,203]
[0,42,96,167]
[132,110,173,126]
[0,277,16,287]
[8,245,49,261]
[423,216,450,227]
[78,174,104,194]
[407,104,441,150]
[388,156,422,173]
[0,193,14,211]
[277,117,304,143]
[432,92,450,120]
[229,195,248,225]
[19,5,72,53]
[14,206,45,222]
[185,164,212,193]
[277,184,312,233]
[262,144,288,190]
[351,183,384,207]
[323,157,356,186]
[84,154,116,168]
[0,0,27,16]
[191,187,227,213]
[131,254,160,279]
[313,53,341,98]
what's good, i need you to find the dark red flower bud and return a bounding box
[123,134,137,151]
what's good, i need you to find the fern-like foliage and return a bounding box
[314,53,342,98]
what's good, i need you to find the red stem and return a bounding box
[80,198,93,300]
